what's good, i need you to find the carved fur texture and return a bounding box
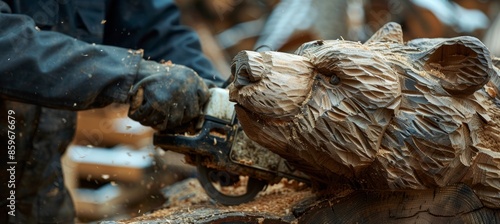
[229,22,500,208]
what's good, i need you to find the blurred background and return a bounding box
[61,0,500,222]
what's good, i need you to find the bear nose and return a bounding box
[233,65,254,88]
[231,51,264,88]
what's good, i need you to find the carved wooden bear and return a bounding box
[229,22,500,208]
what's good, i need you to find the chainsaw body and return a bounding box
[154,88,309,205]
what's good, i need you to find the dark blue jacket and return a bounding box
[0,0,224,109]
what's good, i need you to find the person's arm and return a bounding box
[0,1,142,110]
[103,0,226,87]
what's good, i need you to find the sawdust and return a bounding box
[120,178,311,223]
[230,130,282,170]
[226,179,311,216]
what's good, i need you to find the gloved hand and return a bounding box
[128,60,210,130]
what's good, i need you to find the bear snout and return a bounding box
[231,51,265,88]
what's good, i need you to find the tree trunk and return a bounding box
[112,180,499,223]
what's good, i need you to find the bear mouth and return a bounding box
[234,104,265,122]
[234,104,295,126]
[230,77,321,124]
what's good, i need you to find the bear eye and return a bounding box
[329,75,340,85]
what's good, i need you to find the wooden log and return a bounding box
[113,180,499,223]
[229,22,500,209]
[297,184,500,223]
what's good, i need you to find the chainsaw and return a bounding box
[153,87,310,205]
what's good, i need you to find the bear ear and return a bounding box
[420,37,494,96]
[364,22,403,44]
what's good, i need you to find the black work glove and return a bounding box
[128,60,210,130]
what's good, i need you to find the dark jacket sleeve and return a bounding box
[102,0,226,87]
[0,1,142,110]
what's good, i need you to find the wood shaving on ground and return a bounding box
[114,178,312,223]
